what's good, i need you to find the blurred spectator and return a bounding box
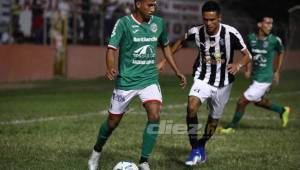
[58,0,70,18]
[19,3,32,40]
[11,0,22,35]
[12,27,25,43]
[103,0,119,44]
[51,10,64,75]
[31,0,44,44]
[1,31,14,44]
[81,0,91,44]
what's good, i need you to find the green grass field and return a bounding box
[0,71,299,170]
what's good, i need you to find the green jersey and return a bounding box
[108,14,169,90]
[247,33,284,83]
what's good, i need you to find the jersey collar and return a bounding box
[131,14,153,25]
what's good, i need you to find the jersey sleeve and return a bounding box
[274,36,284,53]
[108,19,125,49]
[184,27,198,41]
[159,20,169,47]
[230,27,247,51]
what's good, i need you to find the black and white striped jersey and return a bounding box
[184,24,247,87]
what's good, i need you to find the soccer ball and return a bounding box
[112,161,139,170]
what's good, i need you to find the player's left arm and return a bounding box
[162,45,187,88]
[228,48,251,75]
[273,52,284,85]
[157,38,185,72]
[157,25,197,73]
[157,19,186,88]
[273,37,285,85]
[227,28,251,75]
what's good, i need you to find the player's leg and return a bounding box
[254,98,290,127]
[88,88,136,170]
[185,96,202,166]
[138,84,162,170]
[222,95,250,132]
[185,80,210,166]
[186,96,202,150]
[198,84,232,159]
[221,81,268,134]
[88,114,123,170]
[93,113,124,153]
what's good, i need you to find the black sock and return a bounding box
[186,115,199,148]
[139,156,148,163]
[93,145,102,152]
[198,116,218,147]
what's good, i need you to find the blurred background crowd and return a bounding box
[0,0,299,49]
[0,0,133,45]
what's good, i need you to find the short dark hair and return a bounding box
[202,1,221,15]
[256,15,273,23]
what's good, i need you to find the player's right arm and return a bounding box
[105,48,117,80]
[105,18,124,80]
[244,62,252,79]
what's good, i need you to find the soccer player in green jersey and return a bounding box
[220,15,290,134]
[88,0,187,170]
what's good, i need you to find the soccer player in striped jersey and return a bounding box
[159,1,251,166]
[88,0,186,170]
[220,15,290,134]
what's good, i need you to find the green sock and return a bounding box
[226,112,245,128]
[94,120,112,152]
[140,121,160,162]
[270,103,284,116]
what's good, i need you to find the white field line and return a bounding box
[0,90,299,125]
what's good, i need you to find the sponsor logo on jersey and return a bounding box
[203,58,225,65]
[134,45,154,55]
[150,23,158,33]
[203,52,225,64]
[132,45,155,64]
[132,25,139,28]
[253,54,267,67]
[133,37,157,42]
[252,49,267,54]
[214,51,222,59]
[132,60,155,65]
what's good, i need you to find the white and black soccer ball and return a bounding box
[112,161,139,170]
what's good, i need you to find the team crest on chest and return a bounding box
[219,38,225,46]
[150,23,158,33]
[263,41,269,48]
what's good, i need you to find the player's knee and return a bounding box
[148,113,160,121]
[254,101,263,107]
[237,97,248,106]
[187,105,198,117]
[108,120,120,130]
[108,116,122,129]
